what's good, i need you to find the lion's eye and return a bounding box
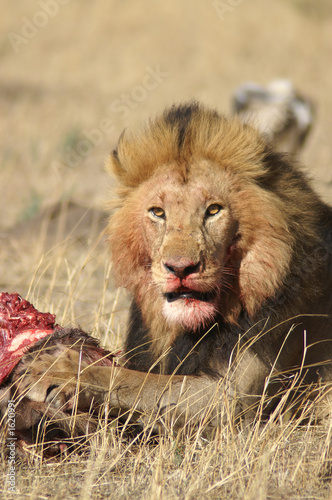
[149,207,165,219]
[206,204,223,217]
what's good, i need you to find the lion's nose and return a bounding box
[163,258,201,278]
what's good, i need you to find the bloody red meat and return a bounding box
[0,292,56,384]
[0,293,116,458]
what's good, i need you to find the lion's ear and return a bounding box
[106,128,129,183]
[106,149,125,181]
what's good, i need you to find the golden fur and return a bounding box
[7,103,332,437]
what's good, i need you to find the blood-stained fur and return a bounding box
[5,103,332,441]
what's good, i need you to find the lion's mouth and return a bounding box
[162,287,218,328]
[165,290,215,303]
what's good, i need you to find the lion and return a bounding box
[7,102,332,436]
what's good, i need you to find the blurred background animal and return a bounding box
[233,79,314,154]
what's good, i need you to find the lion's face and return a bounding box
[109,157,292,332]
[138,161,239,329]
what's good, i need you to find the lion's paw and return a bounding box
[13,348,84,407]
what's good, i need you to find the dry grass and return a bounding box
[1,0,332,498]
[3,419,331,500]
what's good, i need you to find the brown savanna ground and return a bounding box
[1,1,332,498]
